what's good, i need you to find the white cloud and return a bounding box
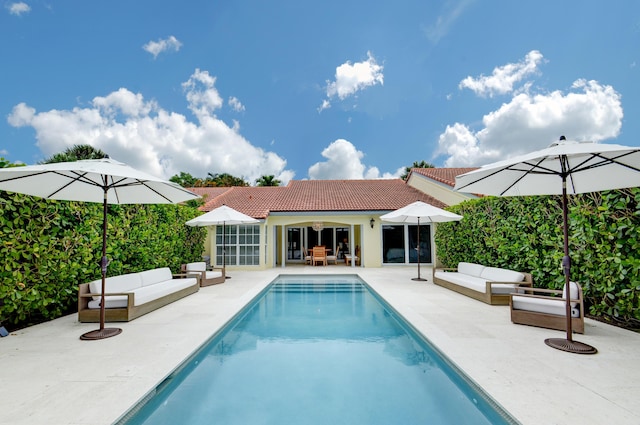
[228,96,245,112]
[181,68,223,119]
[438,79,623,167]
[7,2,30,15]
[459,50,545,97]
[142,35,182,59]
[308,139,401,180]
[7,69,294,184]
[319,52,384,111]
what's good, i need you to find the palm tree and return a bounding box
[401,160,434,180]
[256,175,281,186]
[41,144,107,164]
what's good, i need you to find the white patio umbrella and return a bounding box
[0,157,200,340]
[455,137,640,354]
[185,205,259,278]
[380,201,463,281]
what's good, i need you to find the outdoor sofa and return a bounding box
[181,261,225,286]
[510,281,585,333]
[433,262,532,305]
[77,267,199,322]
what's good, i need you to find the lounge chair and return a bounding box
[312,246,327,266]
[181,262,225,287]
[510,281,585,334]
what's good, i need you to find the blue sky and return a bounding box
[1,1,638,184]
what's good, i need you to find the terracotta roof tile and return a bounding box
[189,179,446,219]
[411,167,478,187]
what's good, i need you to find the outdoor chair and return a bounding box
[344,246,360,266]
[312,246,327,266]
[181,262,225,287]
[326,246,338,264]
[302,246,312,265]
[510,281,585,334]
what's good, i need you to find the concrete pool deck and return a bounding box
[1,266,639,425]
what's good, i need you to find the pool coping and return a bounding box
[1,266,639,424]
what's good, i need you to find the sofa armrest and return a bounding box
[78,291,135,308]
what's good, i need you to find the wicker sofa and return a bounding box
[433,262,532,305]
[77,267,199,322]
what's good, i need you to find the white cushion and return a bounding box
[204,270,223,279]
[89,273,142,301]
[132,278,197,306]
[480,266,525,283]
[186,262,207,272]
[434,271,487,292]
[563,281,580,307]
[139,267,173,286]
[88,296,128,309]
[457,262,485,277]
[512,295,580,317]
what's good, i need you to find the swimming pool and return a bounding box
[116,274,518,424]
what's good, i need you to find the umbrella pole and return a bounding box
[412,217,427,281]
[80,190,122,340]
[544,176,596,354]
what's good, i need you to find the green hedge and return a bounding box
[435,189,640,329]
[0,192,205,330]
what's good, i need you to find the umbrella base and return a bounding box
[80,327,123,341]
[411,277,428,282]
[544,338,597,354]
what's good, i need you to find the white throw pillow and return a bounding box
[186,262,207,272]
[563,281,580,307]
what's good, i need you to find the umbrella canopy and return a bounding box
[186,205,259,278]
[455,138,640,354]
[185,205,259,227]
[380,201,463,281]
[0,157,200,340]
[380,201,463,224]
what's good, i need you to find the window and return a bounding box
[216,224,260,266]
[382,224,432,264]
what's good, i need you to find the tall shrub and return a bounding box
[0,192,205,330]
[435,189,640,328]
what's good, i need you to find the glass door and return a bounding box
[287,228,303,261]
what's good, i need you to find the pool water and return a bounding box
[116,274,518,425]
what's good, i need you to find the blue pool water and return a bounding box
[117,274,518,425]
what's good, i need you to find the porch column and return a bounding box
[281,225,286,268]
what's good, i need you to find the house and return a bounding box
[188,169,477,270]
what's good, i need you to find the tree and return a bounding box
[170,172,198,188]
[41,144,107,164]
[0,157,24,168]
[204,172,248,187]
[401,160,434,180]
[256,175,281,186]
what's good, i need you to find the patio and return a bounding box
[1,266,639,424]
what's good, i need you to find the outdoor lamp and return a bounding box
[370,218,375,228]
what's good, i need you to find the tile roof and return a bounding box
[410,167,478,187]
[192,179,446,219]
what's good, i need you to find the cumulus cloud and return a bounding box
[438,78,623,167]
[319,52,384,111]
[228,96,245,112]
[459,50,545,97]
[142,35,182,59]
[308,139,402,180]
[7,69,294,184]
[7,2,30,15]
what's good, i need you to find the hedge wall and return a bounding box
[0,191,205,330]
[435,188,640,329]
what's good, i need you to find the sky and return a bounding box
[1,1,639,185]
